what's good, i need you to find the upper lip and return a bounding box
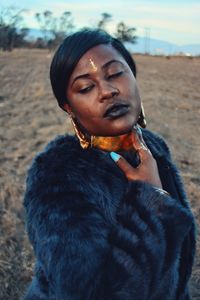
[103,102,129,118]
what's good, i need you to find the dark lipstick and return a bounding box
[103,103,130,119]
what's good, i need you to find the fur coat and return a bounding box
[23,128,196,300]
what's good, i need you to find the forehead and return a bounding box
[73,44,126,73]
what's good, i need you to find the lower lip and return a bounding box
[104,106,130,119]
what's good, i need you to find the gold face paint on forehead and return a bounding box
[89,58,98,72]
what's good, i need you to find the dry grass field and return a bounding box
[0,49,200,299]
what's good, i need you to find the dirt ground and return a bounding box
[0,49,199,299]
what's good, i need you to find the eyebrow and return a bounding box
[102,59,123,70]
[71,59,124,86]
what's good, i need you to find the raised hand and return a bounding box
[110,126,163,189]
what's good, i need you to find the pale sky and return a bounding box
[1,0,200,45]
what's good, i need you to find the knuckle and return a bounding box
[127,173,135,181]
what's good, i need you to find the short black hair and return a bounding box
[50,28,136,109]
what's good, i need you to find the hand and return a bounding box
[110,126,163,189]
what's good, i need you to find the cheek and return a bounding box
[133,84,141,101]
[69,90,100,119]
[121,71,136,91]
[69,98,98,121]
[122,76,140,101]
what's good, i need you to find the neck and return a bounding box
[91,129,136,152]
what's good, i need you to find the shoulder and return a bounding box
[33,134,82,165]
[24,134,90,196]
[23,134,96,211]
[26,134,97,181]
[25,134,77,181]
[24,134,120,199]
[23,134,127,215]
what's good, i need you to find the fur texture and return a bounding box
[23,128,196,300]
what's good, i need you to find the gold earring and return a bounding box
[137,103,147,128]
[69,115,92,149]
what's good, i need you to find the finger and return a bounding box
[135,125,148,149]
[131,125,147,151]
[131,126,152,162]
[110,152,137,177]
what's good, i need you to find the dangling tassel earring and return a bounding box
[137,103,147,128]
[70,115,92,149]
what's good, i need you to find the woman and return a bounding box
[23,29,196,300]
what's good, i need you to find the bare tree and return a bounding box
[115,22,137,43]
[35,10,74,48]
[58,11,74,35]
[35,10,53,44]
[97,13,112,31]
[0,6,29,51]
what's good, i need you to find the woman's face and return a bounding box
[64,44,141,136]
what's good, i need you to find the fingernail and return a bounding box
[137,125,142,135]
[110,152,121,162]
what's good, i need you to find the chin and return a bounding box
[111,126,134,136]
[85,113,138,137]
[109,116,137,136]
[99,120,136,137]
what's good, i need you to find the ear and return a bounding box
[62,103,72,115]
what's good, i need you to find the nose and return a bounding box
[99,81,119,102]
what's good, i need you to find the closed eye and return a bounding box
[79,85,94,94]
[108,71,124,79]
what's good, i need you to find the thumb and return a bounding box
[110,152,137,178]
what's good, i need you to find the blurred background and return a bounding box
[0,0,200,299]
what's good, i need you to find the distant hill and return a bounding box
[125,37,200,56]
[27,28,43,39]
[26,28,53,41]
[27,28,200,56]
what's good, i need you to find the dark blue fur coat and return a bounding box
[23,128,196,300]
